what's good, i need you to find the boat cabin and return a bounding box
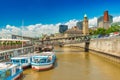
[0,63,23,80]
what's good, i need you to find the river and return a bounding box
[23,47,120,80]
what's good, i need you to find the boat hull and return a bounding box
[22,63,31,69]
[6,70,23,80]
[32,64,53,71]
[13,72,23,80]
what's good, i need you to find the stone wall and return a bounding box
[89,37,120,57]
[64,37,120,57]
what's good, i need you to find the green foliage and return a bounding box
[90,25,120,35]
[96,28,106,35]
[0,42,1,44]
[3,41,7,46]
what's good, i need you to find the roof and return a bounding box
[65,29,82,34]
[0,39,30,41]
[11,56,30,60]
[12,34,39,40]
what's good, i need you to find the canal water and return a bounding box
[23,47,120,80]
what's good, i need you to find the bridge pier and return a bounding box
[84,37,90,52]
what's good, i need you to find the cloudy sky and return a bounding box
[0,0,120,37]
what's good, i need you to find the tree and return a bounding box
[90,24,120,36]
[95,28,106,35]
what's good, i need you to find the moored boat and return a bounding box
[0,62,23,80]
[31,52,56,71]
[11,55,32,69]
[42,45,54,52]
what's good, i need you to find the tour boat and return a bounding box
[31,52,56,71]
[0,62,23,80]
[11,55,32,69]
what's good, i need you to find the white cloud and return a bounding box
[89,17,97,28]
[0,23,60,38]
[23,24,60,37]
[113,16,120,22]
[0,19,79,38]
[65,19,78,28]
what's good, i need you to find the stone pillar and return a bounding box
[84,37,90,52]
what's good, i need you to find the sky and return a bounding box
[0,0,120,37]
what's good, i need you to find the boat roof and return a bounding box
[11,56,30,60]
[35,53,54,56]
[0,63,17,71]
[20,53,39,57]
[32,52,55,58]
[32,56,48,58]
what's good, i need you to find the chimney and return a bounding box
[104,11,109,22]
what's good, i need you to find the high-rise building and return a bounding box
[97,11,113,29]
[59,25,68,33]
[76,21,83,30]
[83,14,89,35]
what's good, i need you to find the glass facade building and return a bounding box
[59,25,68,33]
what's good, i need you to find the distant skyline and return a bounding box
[0,0,120,27]
[0,0,120,37]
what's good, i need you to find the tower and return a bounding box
[97,11,113,29]
[103,11,110,29]
[83,14,89,35]
[104,11,109,22]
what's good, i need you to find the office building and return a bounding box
[76,21,83,30]
[59,25,68,33]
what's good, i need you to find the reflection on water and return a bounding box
[23,47,120,80]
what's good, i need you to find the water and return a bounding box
[23,47,120,80]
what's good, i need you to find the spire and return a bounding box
[84,14,87,17]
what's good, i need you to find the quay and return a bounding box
[64,36,120,63]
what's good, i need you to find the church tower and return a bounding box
[83,14,89,35]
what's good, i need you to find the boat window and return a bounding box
[0,56,4,60]
[26,60,28,63]
[21,59,28,63]
[0,71,6,80]
[21,59,26,63]
[33,59,39,63]
[46,58,51,63]
[12,60,20,63]
[16,67,20,73]
[40,59,46,63]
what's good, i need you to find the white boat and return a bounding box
[31,52,56,71]
[0,62,23,80]
[11,55,31,69]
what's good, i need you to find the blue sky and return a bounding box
[0,0,120,28]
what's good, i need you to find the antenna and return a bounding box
[22,20,24,54]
